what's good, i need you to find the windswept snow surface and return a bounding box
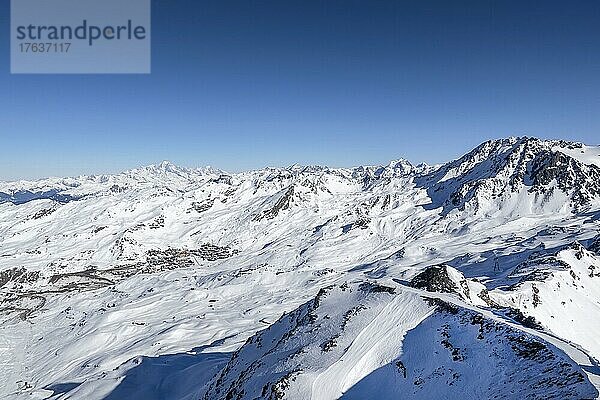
[203,282,597,400]
[1,137,600,399]
[554,143,600,168]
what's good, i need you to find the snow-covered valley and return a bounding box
[1,136,600,399]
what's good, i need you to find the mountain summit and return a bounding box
[420,137,600,214]
[1,137,600,399]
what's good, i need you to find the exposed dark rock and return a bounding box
[190,199,214,213]
[532,284,541,308]
[0,267,40,288]
[589,235,600,254]
[529,150,600,208]
[505,308,544,330]
[478,289,499,308]
[202,282,596,400]
[342,304,367,329]
[341,215,371,233]
[320,336,338,352]
[148,215,165,229]
[510,255,570,283]
[112,236,140,259]
[509,335,548,361]
[0,293,46,320]
[110,185,127,193]
[358,282,396,294]
[566,242,586,260]
[31,207,57,220]
[92,226,107,234]
[260,370,301,400]
[425,297,459,314]
[396,360,407,378]
[255,186,295,221]
[418,137,600,214]
[211,175,233,185]
[410,265,458,294]
[470,314,486,340]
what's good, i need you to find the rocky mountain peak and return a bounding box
[419,137,600,215]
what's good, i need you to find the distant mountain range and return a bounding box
[1,137,599,399]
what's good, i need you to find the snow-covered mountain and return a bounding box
[203,282,595,400]
[1,137,600,399]
[420,137,600,215]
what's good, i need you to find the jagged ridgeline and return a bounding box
[419,137,600,214]
[0,137,599,400]
[202,283,596,400]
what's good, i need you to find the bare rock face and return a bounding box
[529,150,600,207]
[190,198,214,213]
[408,264,485,305]
[410,265,459,294]
[589,235,600,254]
[1,138,599,399]
[254,186,295,221]
[0,267,40,289]
[201,282,597,400]
[420,137,600,214]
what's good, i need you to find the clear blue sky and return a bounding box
[1,0,599,180]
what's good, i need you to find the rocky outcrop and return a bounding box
[589,235,600,254]
[0,267,40,289]
[254,186,295,221]
[202,282,597,400]
[409,265,490,306]
[410,265,460,294]
[419,137,600,214]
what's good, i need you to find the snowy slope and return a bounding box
[0,137,600,399]
[554,142,600,168]
[419,137,600,216]
[490,242,600,359]
[202,282,597,400]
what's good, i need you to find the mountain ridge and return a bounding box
[1,136,600,399]
[2,137,599,213]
